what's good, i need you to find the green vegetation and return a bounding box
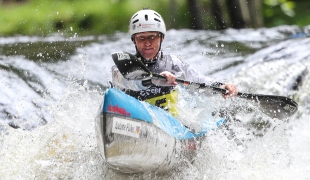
[0,0,309,37]
[263,1,310,27]
[0,0,188,36]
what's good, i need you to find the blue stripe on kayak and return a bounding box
[102,88,225,140]
[103,88,153,123]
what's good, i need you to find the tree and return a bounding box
[186,0,204,29]
[210,0,226,29]
[189,0,264,30]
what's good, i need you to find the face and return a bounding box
[134,32,163,60]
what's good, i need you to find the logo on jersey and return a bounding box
[116,52,130,61]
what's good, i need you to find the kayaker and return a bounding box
[112,8,238,116]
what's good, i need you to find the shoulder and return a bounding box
[162,53,188,65]
[160,53,191,73]
[163,53,180,61]
[111,65,121,77]
[111,65,118,71]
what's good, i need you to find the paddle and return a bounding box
[111,51,298,120]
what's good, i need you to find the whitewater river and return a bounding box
[0,25,309,179]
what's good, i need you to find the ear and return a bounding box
[131,35,136,44]
[160,33,165,42]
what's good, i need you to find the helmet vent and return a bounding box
[144,14,148,21]
[132,19,139,24]
[154,18,161,22]
[154,13,160,18]
[132,14,138,19]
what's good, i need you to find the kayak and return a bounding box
[95,88,226,174]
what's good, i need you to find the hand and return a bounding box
[160,71,178,86]
[220,84,238,99]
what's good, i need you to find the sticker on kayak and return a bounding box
[112,117,141,138]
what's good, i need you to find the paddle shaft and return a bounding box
[151,72,298,119]
[111,52,298,119]
[152,72,296,100]
[151,73,228,94]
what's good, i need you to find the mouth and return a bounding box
[142,48,156,55]
[141,48,156,59]
[143,47,155,51]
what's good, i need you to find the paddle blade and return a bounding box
[111,52,151,80]
[239,93,298,120]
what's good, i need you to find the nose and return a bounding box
[144,39,151,46]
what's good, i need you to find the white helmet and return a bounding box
[129,9,166,36]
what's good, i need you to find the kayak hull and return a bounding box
[96,112,187,173]
[95,88,223,174]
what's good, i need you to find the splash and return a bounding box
[0,81,106,179]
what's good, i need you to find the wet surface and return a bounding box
[0,26,310,179]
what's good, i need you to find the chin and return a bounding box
[142,54,156,60]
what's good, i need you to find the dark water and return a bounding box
[0,25,310,179]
